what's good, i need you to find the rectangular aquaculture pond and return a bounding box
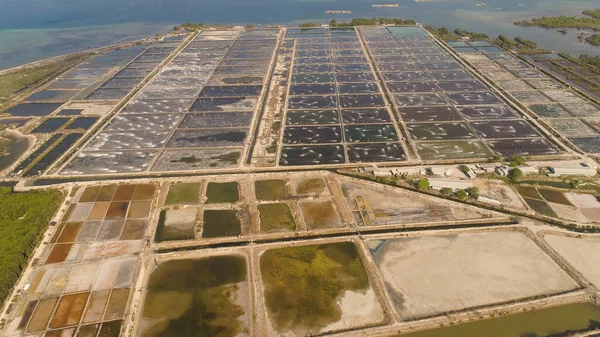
[202,210,241,238]
[205,182,239,204]
[165,183,201,205]
[258,203,296,232]
[140,255,250,337]
[24,133,83,177]
[259,242,385,335]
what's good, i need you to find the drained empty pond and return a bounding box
[140,255,250,337]
[369,231,578,319]
[259,242,384,335]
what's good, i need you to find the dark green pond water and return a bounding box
[142,255,248,337]
[399,303,600,337]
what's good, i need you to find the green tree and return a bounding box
[509,155,526,167]
[515,36,537,49]
[468,187,480,199]
[329,19,338,27]
[493,35,517,50]
[455,189,468,200]
[299,23,316,28]
[440,187,453,196]
[454,28,488,40]
[246,24,254,29]
[570,180,580,189]
[416,178,430,191]
[508,168,523,181]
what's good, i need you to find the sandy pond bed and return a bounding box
[369,231,578,319]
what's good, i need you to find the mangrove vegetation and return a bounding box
[0,187,62,305]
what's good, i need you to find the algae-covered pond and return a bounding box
[164,183,201,205]
[295,178,326,195]
[258,203,296,232]
[202,210,241,238]
[141,255,250,337]
[255,179,286,200]
[260,242,384,335]
[398,303,600,337]
[206,182,239,204]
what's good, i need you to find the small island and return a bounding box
[514,9,600,46]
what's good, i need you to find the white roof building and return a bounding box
[430,167,453,177]
[478,163,497,172]
[428,178,474,191]
[372,169,393,177]
[392,167,426,176]
[549,166,597,177]
[496,166,510,177]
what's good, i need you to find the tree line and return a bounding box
[299,18,416,28]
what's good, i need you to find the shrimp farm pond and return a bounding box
[140,255,250,337]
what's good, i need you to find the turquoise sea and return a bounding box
[0,0,598,69]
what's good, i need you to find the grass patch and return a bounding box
[519,180,600,195]
[523,197,558,217]
[202,210,241,238]
[517,186,543,199]
[165,183,201,205]
[265,141,278,154]
[0,187,62,305]
[519,180,572,189]
[205,182,239,204]
[0,54,87,104]
[538,189,574,206]
[0,136,10,156]
[579,183,600,194]
[142,255,247,337]
[255,180,286,201]
[260,242,370,333]
[296,178,326,195]
[258,203,296,232]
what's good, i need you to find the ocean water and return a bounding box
[0,23,173,70]
[0,0,598,69]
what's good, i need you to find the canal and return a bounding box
[399,303,600,337]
